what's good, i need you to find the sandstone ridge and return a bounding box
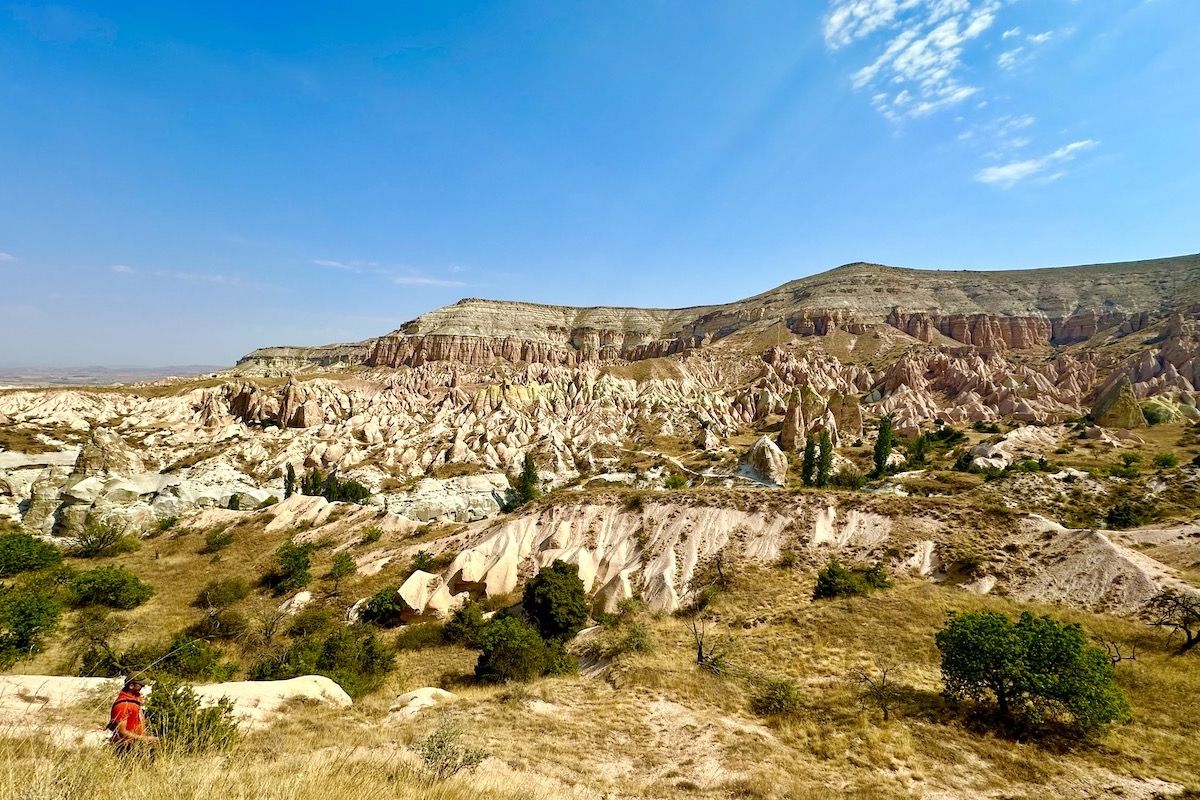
[238,254,1200,370]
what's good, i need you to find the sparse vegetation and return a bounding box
[72,518,139,558]
[812,558,891,600]
[750,676,801,717]
[417,715,487,781]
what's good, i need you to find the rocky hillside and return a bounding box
[238,254,1200,370]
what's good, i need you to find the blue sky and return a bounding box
[1,1,1197,366]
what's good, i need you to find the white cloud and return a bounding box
[392,275,467,288]
[1001,26,1022,39]
[312,258,379,271]
[1027,30,1054,44]
[827,0,1002,120]
[997,47,1025,71]
[975,139,1098,188]
[0,252,15,263]
[110,264,135,274]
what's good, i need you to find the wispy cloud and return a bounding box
[0,252,15,263]
[827,0,1002,120]
[392,275,467,288]
[975,140,1099,188]
[312,258,379,271]
[110,264,134,274]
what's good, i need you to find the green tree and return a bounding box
[328,552,357,594]
[908,433,928,466]
[0,531,62,577]
[474,617,551,683]
[801,435,817,486]
[67,567,154,610]
[266,542,314,595]
[816,430,833,488]
[873,414,895,477]
[443,601,488,647]
[523,560,589,641]
[514,453,541,505]
[0,586,61,666]
[935,611,1130,737]
[144,679,239,753]
[812,558,891,600]
[284,463,296,499]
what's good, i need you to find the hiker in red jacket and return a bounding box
[109,678,158,756]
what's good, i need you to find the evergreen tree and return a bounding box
[284,464,296,499]
[816,430,833,487]
[801,435,817,486]
[873,414,895,477]
[514,453,541,505]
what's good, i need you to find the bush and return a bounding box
[523,560,589,642]
[418,716,487,781]
[776,549,799,570]
[616,621,653,655]
[193,578,250,610]
[1142,404,1170,425]
[360,586,405,627]
[152,515,178,534]
[474,617,553,683]
[360,525,384,545]
[189,608,249,641]
[664,473,689,490]
[409,550,437,573]
[299,467,372,504]
[144,680,239,753]
[935,611,1130,737]
[830,466,867,490]
[200,528,234,554]
[251,625,394,698]
[68,567,153,609]
[156,633,234,680]
[443,601,488,648]
[0,531,61,577]
[394,622,446,651]
[0,586,61,666]
[1105,502,1146,530]
[286,607,336,638]
[750,676,802,717]
[256,495,279,510]
[812,558,891,600]
[72,518,139,558]
[328,552,357,592]
[1153,452,1179,469]
[265,542,314,595]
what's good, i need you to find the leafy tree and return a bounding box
[265,542,314,595]
[328,552,357,594]
[873,414,895,477]
[0,586,61,666]
[227,494,241,511]
[284,463,296,499]
[523,560,588,641]
[935,610,1130,737]
[513,453,541,505]
[360,586,405,627]
[474,616,552,683]
[801,435,817,486]
[251,625,395,698]
[1105,502,1146,530]
[144,679,239,753]
[67,567,153,610]
[908,433,928,466]
[0,531,61,577]
[816,430,833,488]
[72,518,138,558]
[443,600,488,648]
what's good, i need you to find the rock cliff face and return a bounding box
[238,254,1200,370]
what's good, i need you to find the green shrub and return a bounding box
[0,586,61,666]
[830,467,867,490]
[664,473,689,490]
[394,621,445,650]
[251,625,394,698]
[523,560,589,642]
[750,676,802,717]
[193,578,250,610]
[72,519,139,558]
[360,586,405,627]
[265,542,314,595]
[156,633,234,680]
[936,610,1130,737]
[616,621,653,655]
[1142,404,1171,425]
[0,531,61,577]
[68,567,153,610]
[443,601,488,648]
[776,549,799,570]
[256,496,279,510]
[812,558,891,600]
[1153,452,1179,469]
[227,495,241,511]
[327,552,357,592]
[360,525,384,545]
[474,617,552,683]
[409,550,437,573]
[286,607,336,638]
[418,716,487,781]
[1105,502,1146,530]
[200,528,234,555]
[152,515,178,533]
[300,467,372,504]
[144,680,239,753]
